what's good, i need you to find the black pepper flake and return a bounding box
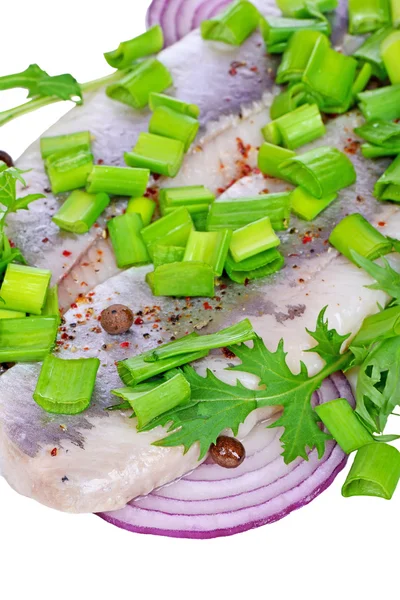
[44,187,51,193]
[143,333,150,339]
[61,476,69,483]
[70,323,77,328]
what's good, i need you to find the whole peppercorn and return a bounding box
[100,304,134,335]
[0,151,14,168]
[209,435,246,469]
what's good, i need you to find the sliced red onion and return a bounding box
[98,372,354,539]
[192,0,231,28]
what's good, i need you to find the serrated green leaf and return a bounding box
[306,306,350,365]
[36,74,82,103]
[351,251,400,304]
[0,64,48,97]
[373,433,400,443]
[14,193,45,211]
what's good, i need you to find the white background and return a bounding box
[0,2,398,599]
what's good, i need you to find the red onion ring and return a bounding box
[192,0,231,28]
[98,372,353,538]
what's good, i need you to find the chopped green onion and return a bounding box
[0,316,58,362]
[191,211,209,231]
[206,192,291,232]
[290,186,337,221]
[33,355,100,415]
[159,185,215,216]
[302,38,357,112]
[126,196,156,226]
[257,142,296,181]
[353,27,392,81]
[355,119,400,149]
[329,213,392,262]
[0,308,26,319]
[280,147,356,199]
[146,262,215,297]
[152,244,185,268]
[342,443,400,499]
[146,319,255,362]
[106,59,173,109]
[315,398,374,454]
[52,190,110,234]
[358,84,400,121]
[276,31,329,84]
[262,104,325,150]
[1,263,51,314]
[40,131,91,159]
[141,207,194,257]
[86,165,149,197]
[42,285,60,323]
[361,143,400,159]
[352,305,400,347]
[276,0,338,17]
[46,148,94,194]
[183,230,232,276]
[104,25,164,69]
[149,93,200,119]
[381,30,400,84]
[270,82,310,119]
[261,15,330,54]
[201,0,260,46]
[149,106,199,152]
[374,154,400,201]
[230,216,280,262]
[349,0,390,34]
[108,213,150,268]
[225,248,285,283]
[391,0,400,25]
[351,62,373,99]
[124,133,184,177]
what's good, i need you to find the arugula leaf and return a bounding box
[14,194,45,211]
[35,73,82,103]
[306,306,350,364]
[0,64,48,96]
[351,251,400,304]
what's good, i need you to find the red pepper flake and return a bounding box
[185,297,192,308]
[253,167,261,175]
[220,283,228,290]
[344,140,360,155]
[153,173,161,181]
[75,313,82,319]
[9,239,15,248]
[83,346,89,351]
[302,235,313,244]
[81,262,90,267]
[42,237,49,243]
[61,332,69,340]
[222,347,236,359]
[97,159,104,165]
[120,341,130,348]
[97,250,103,256]
[378,221,386,227]
[203,301,213,310]
[71,303,78,309]
[229,60,246,76]
[62,250,72,257]
[250,66,258,73]
[88,292,95,297]
[244,278,250,287]
[134,317,144,325]
[237,137,251,159]
[51,448,58,457]
[80,281,88,287]
[152,323,159,329]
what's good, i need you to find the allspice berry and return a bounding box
[100,304,134,335]
[209,435,246,469]
[0,151,14,168]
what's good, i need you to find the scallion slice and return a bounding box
[86,165,149,197]
[342,443,400,499]
[355,119,400,149]
[125,133,184,177]
[183,230,232,276]
[225,248,284,283]
[33,355,100,415]
[149,106,199,152]
[329,213,392,262]
[0,308,26,319]
[201,0,260,46]
[353,26,392,81]
[46,147,94,194]
[276,0,338,17]
[152,244,185,268]
[159,186,215,216]
[42,285,60,323]
[263,104,325,150]
[126,196,156,226]
[391,0,400,25]
[0,316,58,362]
[108,213,150,268]
[141,207,194,257]
[361,143,400,159]
[352,305,400,347]
[40,131,91,159]
[52,190,110,234]
[270,82,309,119]
[257,142,296,181]
[351,62,373,99]
[230,216,280,262]
[290,186,337,221]
[315,398,374,454]
[106,59,172,109]
[280,146,356,198]
[104,25,164,69]
[149,93,200,119]
[261,15,330,54]
[381,30,400,84]
[147,262,215,297]
[1,263,51,314]
[349,0,390,34]
[374,154,400,201]
[358,84,400,121]
[276,30,329,84]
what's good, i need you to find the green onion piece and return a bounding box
[201,0,260,46]
[342,443,400,499]
[104,25,164,69]
[374,154,400,201]
[141,207,194,257]
[381,30,400,84]
[149,93,200,119]
[192,211,209,231]
[126,196,156,226]
[352,305,400,347]
[358,84,400,121]
[147,262,215,297]
[125,133,184,178]
[355,119,400,148]
[40,131,91,160]
[1,263,51,314]
[33,355,100,415]
[276,0,338,17]
[361,143,400,159]
[280,147,356,199]
[276,31,329,84]
[206,192,291,232]
[290,186,337,221]
[149,106,199,152]
[146,319,255,363]
[257,142,296,181]
[351,62,373,99]
[261,15,330,54]
[270,82,309,119]
[0,316,58,362]
[262,121,282,146]
[230,216,280,262]
[52,190,110,234]
[263,104,325,150]
[152,244,185,268]
[349,0,390,34]
[108,213,150,268]
[106,59,172,109]
[42,285,60,324]
[315,398,374,454]
[353,27,393,81]
[329,213,392,262]
[112,380,166,403]
[159,185,215,216]
[0,308,26,319]
[302,38,357,111]
[225,248,284,283]
[46,148,94,195]
[117,345,208,386]
[183,230,232,276]
[86,165,149,197]
[391,0,400,25]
